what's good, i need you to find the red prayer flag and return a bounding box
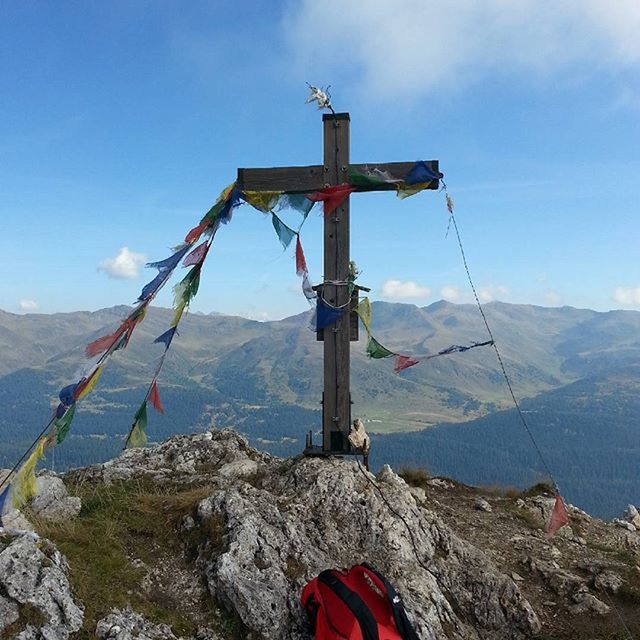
[295,236,308,276]
[546,494,570,538]
[183,241,209,267]
[149,381,164,415]
[85,324,128,358]
[306,185,356,216]
[184,220,209,244]
[394,355,420,373]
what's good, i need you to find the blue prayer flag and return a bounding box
[403,161,442,186]
[154,327,177,350]
[146,245,190,273]
[316,299,347,331]
[137,272,166,302]
[59,383,79,407]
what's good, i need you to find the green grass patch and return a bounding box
[32,478,218,638]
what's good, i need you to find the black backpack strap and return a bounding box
[359,564,420,640]
[318,570,379,640]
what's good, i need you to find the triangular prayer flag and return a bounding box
[125,401,149,449]
[149,381,164,415]
[355,298,372,335]
[219,187,243,224]
[54,404,76,445]
[185,220,210,244]
[316,299,347,331]
[306,185,356,216]
[394,355,420,373]
[347,170,390,190]
[59,383,79,408]
[242,191,282,213]
[546,494,570,538]
[278,194,315,218]
[396,183,431,199]
[154,327,177,350]
[403,161,442,186]
[85,324,128,358]
[183,241,209,267]
[366,336,394,359]
[74,366,103,401]
[126,422,148,448]
[173,267,201,309]
[172,301,187,327]
[147,244,191,273]
[192,182,238,235]
[12,438,45,509]
[271,215,296,249]
[138,272,166,302]
[295,236,308,276]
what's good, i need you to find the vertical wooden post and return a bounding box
[322,112,351,452]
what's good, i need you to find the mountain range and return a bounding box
[1,300,638,517]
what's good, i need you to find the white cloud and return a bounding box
[613,286,640,307]
[19,299,39,312]
[381,279,431,300]
[478,285,509,303]
[544,291,562,306]
[98,247,147,280]
[285,1,640,100]
[440,285,460,302]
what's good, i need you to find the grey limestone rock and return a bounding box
[0,533,83,639]
[68,429,269,487]
[613,518,636,532]
[31,475,81,522]
[194,455,540,640]
[96,609,180,640]
[474,498,492,512]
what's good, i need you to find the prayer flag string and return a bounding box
[355,297,493,374]
[1,160,446,515]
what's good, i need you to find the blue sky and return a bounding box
[1,1,638,320]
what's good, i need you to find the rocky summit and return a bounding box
[1,429,639,639]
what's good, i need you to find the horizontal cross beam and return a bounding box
[237,161,440,193]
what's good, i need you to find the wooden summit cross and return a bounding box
[237,112,439,455]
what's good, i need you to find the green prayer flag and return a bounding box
[126,401,148,448]
[200,199,224,226]
[271,214,296,249]
[347,170,389,190]
[134,401,148,431]
[366,336,394,359]
[173,267,201,308]
[55,404,76,445]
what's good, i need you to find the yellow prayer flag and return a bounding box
[396,182,431,199]
[355,297,372,336]
[12,438,45,509]
[76,366,103,401]
[218,182,236,203]
[126,423,148,448]
[243,191,282,213]
[172,301,187,327]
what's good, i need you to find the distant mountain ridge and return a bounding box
[0,301,638,517]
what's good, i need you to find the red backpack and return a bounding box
[301,563,419,640]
